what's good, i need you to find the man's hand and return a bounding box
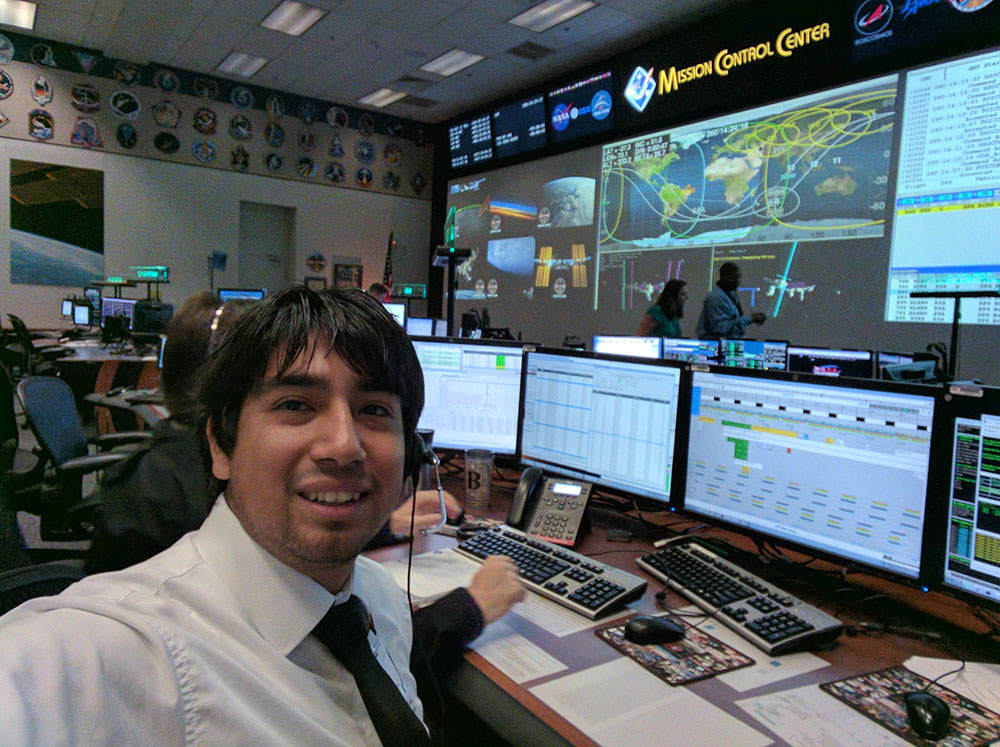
[751,312,767,324]
[388,490,463,535]
[466,556,526,624]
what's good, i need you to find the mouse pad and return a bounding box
[596,614,754,685]
[820,666,1000,746]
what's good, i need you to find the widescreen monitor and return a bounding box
[662,339,719,364]
[72,303,91,326]
[720,340,788,371]
[682,369,940,581]
[100,297,137,329]
[61,299,73,318]
[406,317,434,336]
[412,338,524,455]
[518,348,684,507]
[383,302,406,327]
[786,346,874,378]
[591,335,660,359]
[432,319,449,337]
[940,387,1000,608]
[218,288,266,302]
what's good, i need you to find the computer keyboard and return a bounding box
[456,526,647,619]
[637,539,842,655]
[118,388,164,404]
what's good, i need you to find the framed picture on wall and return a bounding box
[304,276,327,290]
[333,263,362,289]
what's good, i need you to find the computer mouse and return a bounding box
[903,691,951,741]
[623,615,686,645]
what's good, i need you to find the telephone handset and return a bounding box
[507,467,592,547]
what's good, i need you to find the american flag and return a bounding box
[382,231,393,297]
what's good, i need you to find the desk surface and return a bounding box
[369,467,1000,747]
[56,339,156,364]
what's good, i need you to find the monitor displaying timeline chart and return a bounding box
[720,340,788,371]
[218,288,266,302]
[940,386,1000,608]
[682,369,940,581]
[786,346,874,378]
[661,339,719,364]
[591,335,661,359]
[100,297,137,329]
[412,337,524,455]
[518,348,684,507]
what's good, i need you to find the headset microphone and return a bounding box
[418,439,447,536]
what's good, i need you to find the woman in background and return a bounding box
[636,279,688,338]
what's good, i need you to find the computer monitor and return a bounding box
[432,319,449,337]
[518,348,685,507]
[133,300,174,335]
[218,288,266,302]
[61,299,74,318]
[881,360,937,383]
[383,302,406,327]
[682,369,940,581]
[406,317,434,336]
[662,338,719,364]
[72,303,91,326]
[720,339,788,371]
[83,286,101,321]
[786,346,874,378]
[592,335,661,359]
[876,351,915,379]
[939,386,1000,608]
[100,297,137,329]
[412,337,524,455]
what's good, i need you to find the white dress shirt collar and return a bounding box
[192,495,352,657]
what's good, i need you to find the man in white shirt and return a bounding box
[0,286,511,745]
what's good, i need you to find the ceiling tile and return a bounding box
[34,7,91,46]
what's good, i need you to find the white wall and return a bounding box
[2,139,433,328]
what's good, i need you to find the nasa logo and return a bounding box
[855,0,893,34]
[591,90,612,120]
[551,103,572,131]
[624,66,656,113]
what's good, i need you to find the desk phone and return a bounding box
[508,467,592,547]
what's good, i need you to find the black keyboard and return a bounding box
[456,526,647,619]
[637,539,842,655]
[119,388,164,404]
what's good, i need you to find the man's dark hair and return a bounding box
[198,286,423,477]
[719,261,740,279]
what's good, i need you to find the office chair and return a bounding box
[16,376,151,541]
[6,314,72,377]
[0,562,85,616]
[1,361,45,496]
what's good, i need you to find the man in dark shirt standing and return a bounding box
[696,261,767,339]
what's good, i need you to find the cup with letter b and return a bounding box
[464,449,494,511]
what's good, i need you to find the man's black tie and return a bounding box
[313,595,431,747]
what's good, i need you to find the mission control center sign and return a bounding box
[623,21,833,114]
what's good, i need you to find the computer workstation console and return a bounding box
[447,344,996,655]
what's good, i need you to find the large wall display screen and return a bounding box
[885,48,1000,326]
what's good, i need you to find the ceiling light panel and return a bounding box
[358,88,407,107]
[419,49,485,77]
[0,0,37,30]
[260,1,326,36]
[509,0,596,33]
[216,52,269,78]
